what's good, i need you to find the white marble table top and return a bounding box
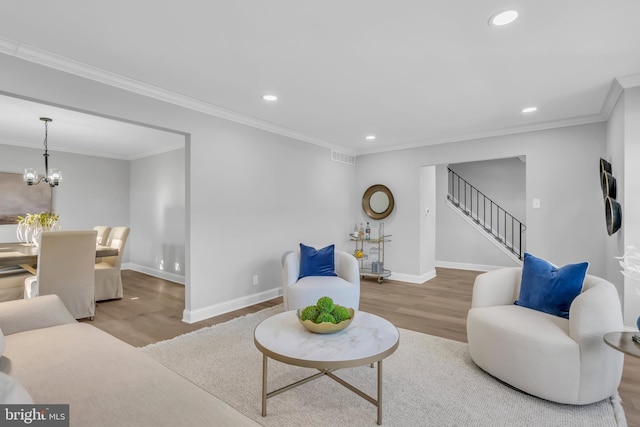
[254,310,399,369]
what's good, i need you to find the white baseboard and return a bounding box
[122,263,185,285]
[182,287,283,324]
[435,261,510,272]
[389,269,437,284]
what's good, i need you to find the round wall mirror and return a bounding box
[362,184,395,220]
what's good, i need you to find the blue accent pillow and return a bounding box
[298,243,338,279]
[515,253,588,319]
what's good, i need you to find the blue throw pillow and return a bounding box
[298,243,338,279]
[515,253,588,319]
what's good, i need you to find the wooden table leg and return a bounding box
[19,264,36,275]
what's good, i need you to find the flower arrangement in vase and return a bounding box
[16,212,60,247]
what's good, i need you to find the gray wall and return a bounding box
[449,157,526,224]
[356,122,607,279]
[129,148,185,282]
[0,54,357,323]
[608,86,640,326]
[0,143,129,248]
[436,164,522,269]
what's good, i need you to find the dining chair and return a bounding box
[93,226,111,245]
[24,230,98,319]
[0,268,31,302]
[94,226,130,301]
[93,225,111,263]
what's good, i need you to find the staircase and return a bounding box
[447,168,526,260]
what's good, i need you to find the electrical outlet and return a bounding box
[253,275,259,286]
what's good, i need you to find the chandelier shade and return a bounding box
[24,117,62,187]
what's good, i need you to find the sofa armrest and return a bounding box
[471,267,522,308]
[335,251,360,286]
[0,295,76,335]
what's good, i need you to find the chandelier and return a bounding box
[24,117,62,187]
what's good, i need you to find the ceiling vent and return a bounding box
[331,149,356,166]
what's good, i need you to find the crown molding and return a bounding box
[1,36,631,159]
[600,79,625,121]
[355,114,605,156]
[0,36,352,156]
[617,72,640,89]
[601,73,640,121]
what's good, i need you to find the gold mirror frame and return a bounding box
[362,184,395,220]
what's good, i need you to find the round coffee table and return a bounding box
[254,310,399,425]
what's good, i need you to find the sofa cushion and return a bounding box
[0,328,4,356]
[1,323,260,426]
[515,253,588,319]
[298,243,337,279]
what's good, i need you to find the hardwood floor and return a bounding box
[89,268,640,426]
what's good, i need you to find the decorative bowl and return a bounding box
[296,308,355,334]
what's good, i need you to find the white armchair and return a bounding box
[282,250,360,311]
[466,267,624,405]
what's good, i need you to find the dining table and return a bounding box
[0,242,118,274]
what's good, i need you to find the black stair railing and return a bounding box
[447,168,526,260]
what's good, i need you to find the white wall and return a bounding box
[620,87,640,327]
[604,92,625,296]
[0,54,357,323]
[436,164,522,269]
[449,157,526,224]
[0,143,129,247]
[356,122,607,279]
[129,148,185,283]
[418,166,436,282]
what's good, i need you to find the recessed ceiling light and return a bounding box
[522,106,537,113]
[365,135,376,141]
[262,95,278,101]
[489,10,519,26]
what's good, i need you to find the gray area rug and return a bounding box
[142,306,627,426]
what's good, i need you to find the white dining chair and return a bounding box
[0,268,31,302]
[94,226,130,301]
[24,230,98,319]
[93,226,111,245]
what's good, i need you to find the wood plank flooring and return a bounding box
[87,268,640,426]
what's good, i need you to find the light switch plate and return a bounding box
[533,199,541,209]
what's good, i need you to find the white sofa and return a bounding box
[0,295,261,427]
[467,267,624,405]
[282,250,360,311]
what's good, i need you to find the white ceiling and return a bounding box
[0,95,185,160]
[0,1,639,157]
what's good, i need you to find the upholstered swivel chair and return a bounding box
[94,226,130,301]
[467,267,624,405]
[24,230,98,319]
[93,226,111,245]
[282,250,360,311]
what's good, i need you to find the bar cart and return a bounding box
[350,234,392,283]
